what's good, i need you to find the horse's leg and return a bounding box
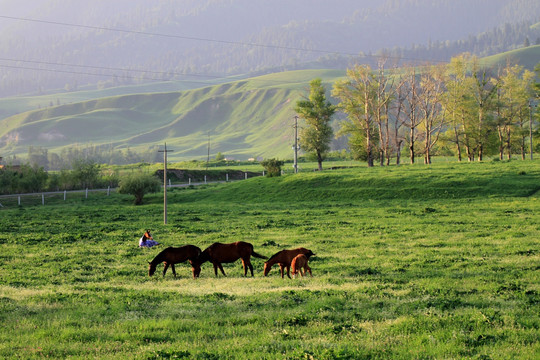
[246,258,254,277]
[299,267,304,277]
[286,265,292,279]
[163,263,169,276]
[307,265,312,277]
[213,263,219,277]
[279,264,285,278]
[218,263,227,276]
[171,264,177,277]
[241,259,248,276]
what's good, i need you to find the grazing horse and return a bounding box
[291,254,312,278]
[264,248,314,279]
[148,245,202,279]
[194,241,267,277]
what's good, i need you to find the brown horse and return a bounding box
[264,248,314,278]
[193,241,267,277]
[291,254,312,278]
[148,245,202,279]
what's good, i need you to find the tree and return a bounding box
[466,57,497,161]
[295,78,336,171]
[442,55,471,161]
[71,158,100,189]
[497,64,535,160]
[118,173,161,205]
[261,158,284,177]
[332,65,378,167]
[401,65,422,164]
[418,64,447,164]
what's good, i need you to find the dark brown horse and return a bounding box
[193,241,267,277]
[264,247,314,278]
[148,245,202,279]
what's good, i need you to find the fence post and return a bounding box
[107,186,110,196]
[169,179,171,187]
[226,174,229,182]
[189,178,191,185]
[245,172,247,180]
[42,194,44,205]
[85,188,88,199]
[204,175,207,184]
[18,196,20,206]
[64,190,67,201]
[263,171,265,177]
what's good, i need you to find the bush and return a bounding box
[261,158,284,177]
[118,173,161,205]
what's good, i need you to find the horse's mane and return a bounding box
[150,247,172,265]
[267,249,286,262]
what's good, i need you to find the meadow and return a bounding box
[0,160,539,359]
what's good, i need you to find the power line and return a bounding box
[0,15,349,56]
[0,14,452,64]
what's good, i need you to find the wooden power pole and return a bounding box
[158,143,173,224]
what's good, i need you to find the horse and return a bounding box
[148,245,202,279]
[263,247,314,279]
[291,254,312,278]
[193,241,267,277]
[139,230,159,248]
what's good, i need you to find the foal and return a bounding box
[264,248,314,278]
[291,254,312,278]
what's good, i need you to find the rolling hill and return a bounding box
[0,45,538,163]
[0,69,345,161]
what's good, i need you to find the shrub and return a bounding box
[261,158,284,177]
[118,173,161,205]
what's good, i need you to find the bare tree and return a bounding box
[418,64,447,164]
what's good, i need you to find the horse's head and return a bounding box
[305,250,315,258]
[263,261,271,276]
[148,261,157,276]
[192,263,201,278]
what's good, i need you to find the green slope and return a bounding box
[0,69,345,161]
[481,45,540,71]
[1,42,538,163]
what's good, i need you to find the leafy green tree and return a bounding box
[497,64,535,160]
[71,158,100,189]
[295,78,336,171]
[261,158,284,177]
[118,173,161,205]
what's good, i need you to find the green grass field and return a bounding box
[1,160,539,359]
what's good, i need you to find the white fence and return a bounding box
[0,172,260,208]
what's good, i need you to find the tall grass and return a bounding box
[0,160,539,359]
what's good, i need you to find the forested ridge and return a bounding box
[0,0,538,96]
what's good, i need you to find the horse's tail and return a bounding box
[251,250,268,259]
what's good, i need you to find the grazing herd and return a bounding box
[146,239,314,279]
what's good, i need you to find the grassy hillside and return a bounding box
[0,69,344,161]
[0,42,538,163]
[481,44,540,71]
[0,161,538,359]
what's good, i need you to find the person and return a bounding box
[139,230,160,248]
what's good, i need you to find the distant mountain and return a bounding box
[0,0,538,97]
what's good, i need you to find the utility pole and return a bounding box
[158,143,173,225]
[293,115,299,173]
[529,100,536,160]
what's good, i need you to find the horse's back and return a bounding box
[162,245,201,262]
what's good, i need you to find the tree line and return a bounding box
[0,144,163,171]
[296,55,540,169]
[0,159,119,195]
